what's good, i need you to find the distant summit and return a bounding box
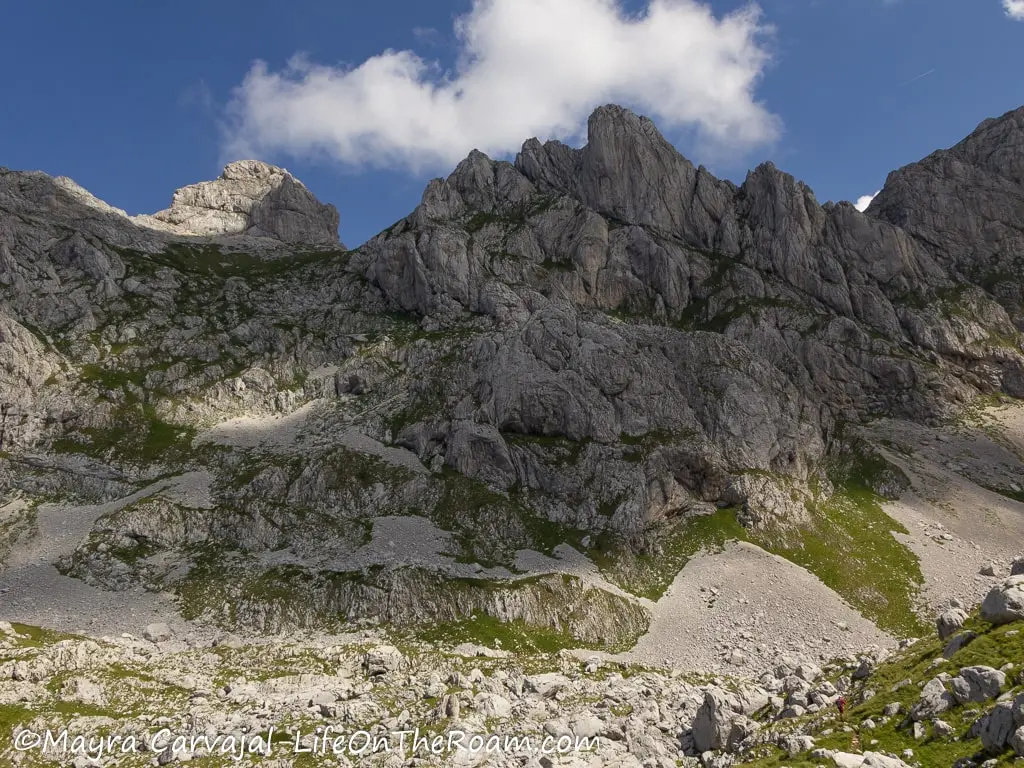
[135,160,342,247]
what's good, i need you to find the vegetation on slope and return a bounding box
[737,610,1024,766]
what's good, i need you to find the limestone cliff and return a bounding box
[136,160,342,246]
[1,104,1023,643]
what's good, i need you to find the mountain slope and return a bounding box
[1,104,1023,653]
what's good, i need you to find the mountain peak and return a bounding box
[867,103,1024,314]
[136,160,342,246]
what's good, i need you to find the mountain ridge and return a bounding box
[1,102,1024,677]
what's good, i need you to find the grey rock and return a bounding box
[474,692,512,719]
[692,689,758,753]
[933,719,955,738]
[143,623,173,643]
[60,677,106,706]
[525,673,569,698]
[937,608,968,640]
[853,658,875,680]
[778,734,815,757]
[139,160,341,246]
[363,645,406,676]
[871,105,1024,328]
[4,100,1024,658]
[981,576,1024,625]
[1010,725,1024,757]
[979,702,1015,753]
[436,693,459,721]
[862,754,913,768]
[951,666,1005,703]
[943,631,978,659]
[911,677,955,721]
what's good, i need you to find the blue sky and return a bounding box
[3,0,1022,247]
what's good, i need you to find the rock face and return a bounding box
[137,160,342,246]
[980,701,1017,754]
[691,689,759,753]
[870,105,1024,330]
[910,677,955,721]
[1,103,1024,644]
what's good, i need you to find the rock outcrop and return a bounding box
[136,160,342,245]
[870,105,1024,327]
[982,576,1024,625]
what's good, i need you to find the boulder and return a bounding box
[779,734,815,757]
[981,576,1024,625]
[60,677,106,706]
[979,702,1015,753]
[474,693,512,719]
[143,623,173,643]
[692,689,758,753]
[862,754,913,767]
[942,631,977,659]
[362,645,406,676]
[795,663,823,683]
[933,719,955,739]
[1011,725,1024,757]
[936,608,968,640]
[525,673,569,698]
[832,753,912,768]
[910,677,955,721]
[950,666,1006,703]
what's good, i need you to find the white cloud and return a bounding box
[1005,0,1024,20]
[854,191,879,213]
[223,0,780,172]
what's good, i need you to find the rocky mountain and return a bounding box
[869,106,1024,326]
[1,103,1024,664]
[135,159,342,246]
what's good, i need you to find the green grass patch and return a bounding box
[502,432,590,467]
[79,363,146,391]
[750,457,925,637]
[588,508,749,601]
[52,404,196,466]
[582,449,925,637]
[7,623,81,648]
[736,612,1024,766]
[429,467,589,566]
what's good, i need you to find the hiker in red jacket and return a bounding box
[837,695,847,720]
